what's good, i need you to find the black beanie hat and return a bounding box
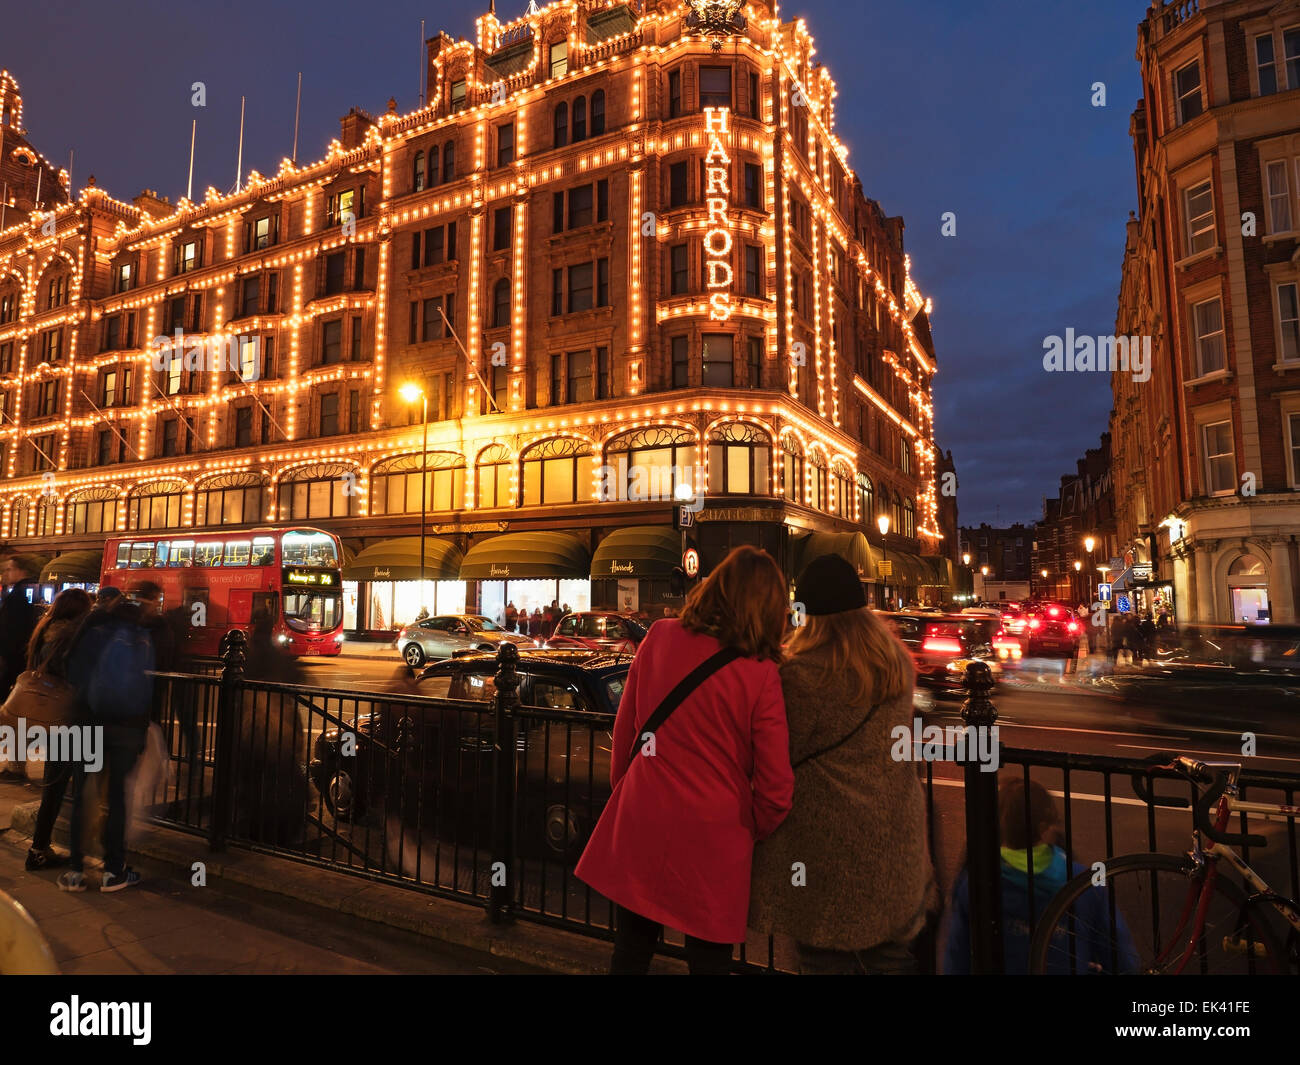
[796,553,867,616]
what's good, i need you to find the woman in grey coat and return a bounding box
[749,553,936,973]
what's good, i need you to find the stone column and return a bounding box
[1194,540,1218,623]
[1268,538,1295,624]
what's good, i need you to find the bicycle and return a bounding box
[1028,756,1300,975]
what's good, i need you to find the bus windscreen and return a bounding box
[282,531,339,568]
[283,589,342,632]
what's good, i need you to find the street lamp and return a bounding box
[979,564,989,605]
[1073,559,1083,605]
[961,552,972,603]
[878,515,891,608]
[399,382,429,615]
[1040,567,1048,599]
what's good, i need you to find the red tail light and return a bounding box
[1029,618,1041,630]
[1048,606,1060,617]
[922,636,964,655]
[1067,621,1080,633]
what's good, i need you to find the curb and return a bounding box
[7,799,681,975]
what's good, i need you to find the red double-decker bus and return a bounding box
[99,527,345,657]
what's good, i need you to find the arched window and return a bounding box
[604,426,696,503]
[129,479,186,531]
[65,486,119,534]
[781,435,805,504]
[892,490,904,537]
[856,473,873,525]
[553,101,569,148]
[831,462,853,517]
[904,499,916,539]
[591,90,605,136]
[276,463,356,521]
[808,450,828,512]
[7,499,29,538]
[492,278,511,328]
[35,496,57,537]
[572,96,587,142]
[413,151,425,192]
[195,472,265,527]
[1228,554,1266,577]
[522,436,592,507]
[476,443,514,509]
[427,145,440,188]
[442,141,455,183]
[709,422,771,495]
[371,452,466,515]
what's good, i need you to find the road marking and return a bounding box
[1115,742,1300,765]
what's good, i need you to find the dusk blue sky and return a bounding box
[5,0,1146,527]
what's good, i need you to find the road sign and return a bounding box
[683,548,700,578]
[1097,582,1112,603]
[676,505,695,530]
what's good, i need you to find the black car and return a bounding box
[1024,602,1082,658]
[880,610,1013,693]
[309,649,626,862]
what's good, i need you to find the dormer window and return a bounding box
[175,239,201,275]
[550,42,568,79]
[245,214,277,252]
[450,79,467,113]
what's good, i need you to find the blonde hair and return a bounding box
[785,607,914,706]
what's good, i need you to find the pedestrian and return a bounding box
[0,554,43,780]
[504,601,517,633]
[23,588,93,871]
[561,602,571,617]
[58,581,162,891]
[748,554,936,974]
[944,776,1138,974]
[1110,611,1132,668]
[575,545,794,974]
[1136,612,1156,666]
[531,607,543,637]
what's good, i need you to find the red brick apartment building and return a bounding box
[0,0,946,632]
[1112,0,1300,624]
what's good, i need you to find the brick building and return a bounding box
[0,1,946,632]
[1033,433,1117,607]
[1110,0,1300,624]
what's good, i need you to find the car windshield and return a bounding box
[468,617,504,632]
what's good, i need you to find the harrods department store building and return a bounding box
[0,0,950,631]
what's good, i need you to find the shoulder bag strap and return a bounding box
[792,702,881,770]
[627,646,742,764]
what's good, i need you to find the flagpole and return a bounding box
[234,95,245,192]
[187,119,196,201]
[292,72,302,163]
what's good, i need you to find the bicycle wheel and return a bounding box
[1027,852,1288,975]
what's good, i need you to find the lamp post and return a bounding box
[399,382,429,615]
[1084,536,1096,603]
[878,514,891,608]
[979,564,989,604]
[1040,568,1048,600]
[1073,559,1083,606]
[962,552,971,603]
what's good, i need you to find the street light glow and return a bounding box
[877,515,890,537]
[962,553,971,566]
[399,382,424,405]
[1084,536,1096,553]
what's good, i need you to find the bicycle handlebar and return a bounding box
[1131,755,1266,849]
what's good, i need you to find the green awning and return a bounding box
[460,532,590,580]
[919,555,954,589]
[792,531,878,581]
[39,551,99,584]
[591,526,680,578]
[888,551,928,586]
[342,537,462,582]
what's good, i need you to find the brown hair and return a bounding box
[784,607,914,707]
[27,587,93,668]
[999,775,1061,850]
[678,545,788,661]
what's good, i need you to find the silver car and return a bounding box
[397,615,533,667]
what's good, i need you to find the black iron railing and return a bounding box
[139,634,1299,974]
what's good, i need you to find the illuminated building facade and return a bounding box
[1111,0,1300,625]
[0,1,945,630]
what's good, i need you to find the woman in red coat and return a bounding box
[575,546,794,974]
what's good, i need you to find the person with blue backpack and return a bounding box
[57,581,161,892]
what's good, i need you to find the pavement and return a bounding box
[0,777,653,975]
